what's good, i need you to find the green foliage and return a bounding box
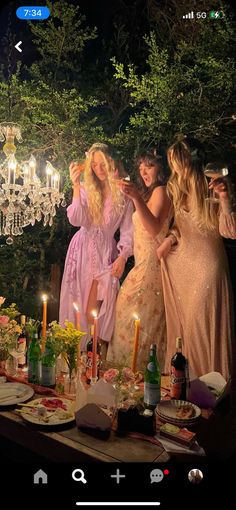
[112,23,236,153]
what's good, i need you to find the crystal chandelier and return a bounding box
[0,122,66,245]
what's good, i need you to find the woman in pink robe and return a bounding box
[59,143,133,351]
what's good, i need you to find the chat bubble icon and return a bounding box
[150,469,164,483]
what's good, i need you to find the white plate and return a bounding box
[19,397,75,426]
[156,400,201,426]
[0,382,34,406]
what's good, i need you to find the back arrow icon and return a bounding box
[15,41,22,53]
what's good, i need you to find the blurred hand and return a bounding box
[118,180,140,201]
[111,255,126,279]
[209,177,229,201]
[156,237,173,260]
[69,161,83,186]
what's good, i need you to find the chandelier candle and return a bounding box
[7,155,17,185]
[41,294,47,351]
[131,314,140,373]
[91,310,98,383]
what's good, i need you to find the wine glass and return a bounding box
[204,163,228,203]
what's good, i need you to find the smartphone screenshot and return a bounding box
[0,1,235,508]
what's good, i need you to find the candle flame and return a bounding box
[133,313,140,320]
[91,309,98,318]
[42,294,47,302]
[73,302,79,312]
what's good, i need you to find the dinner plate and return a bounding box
[0,382,34,406]
[156,400,201,427]
[19,397,75,426]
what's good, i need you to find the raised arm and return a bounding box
[119,181,171,238]
[209,177,236,239]
[66,162,91,228]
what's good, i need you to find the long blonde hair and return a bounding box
[83,147,124,225]
[167,139,218,232]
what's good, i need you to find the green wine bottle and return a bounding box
[28,332,42,384]
[144,344,161,410]
[41,340,56,388]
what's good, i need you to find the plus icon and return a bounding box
[110,469,126,484]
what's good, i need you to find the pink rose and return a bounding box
[103,368,119,384]
[121,367,135,383]
[0,315,9,325]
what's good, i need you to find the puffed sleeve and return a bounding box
[117,199,134,261]
[219,211,236,239]
[67,187,91,228]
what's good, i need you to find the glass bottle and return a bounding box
[170,337,187,400]
[17,315,27,369]
[85,325,101,385]
[144,344,161,410]
[28,332,42,384]
[41,340,56,388]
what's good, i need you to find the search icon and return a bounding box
[72,469,87,484]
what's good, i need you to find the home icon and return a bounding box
[33,469,48,484]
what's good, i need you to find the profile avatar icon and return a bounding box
[188,468,203,484]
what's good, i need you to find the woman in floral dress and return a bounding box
[108,149,171,372]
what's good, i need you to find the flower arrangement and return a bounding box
[0,297,21,361]
[103,367,144,408]
[48,320,85,379]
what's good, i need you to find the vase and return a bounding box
[5,353,18,376]
[64,369,77,397]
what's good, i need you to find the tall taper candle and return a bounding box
[41,294,47,351]
[91,310,98,383]
[131,314,140,374]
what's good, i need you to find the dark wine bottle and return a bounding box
[17,315,27,369]
[170,337,187,400]
[85,325,101,384]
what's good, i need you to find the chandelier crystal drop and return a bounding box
[0,123,66,245]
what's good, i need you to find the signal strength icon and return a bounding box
[183,11,194,19]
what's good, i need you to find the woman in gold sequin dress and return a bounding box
[157,138,236,380]
[107,149,171,372]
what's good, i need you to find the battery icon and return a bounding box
[209,10,224,19]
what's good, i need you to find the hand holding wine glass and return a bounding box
[204,163,229,203]
[69,161,85,187]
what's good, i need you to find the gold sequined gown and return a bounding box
[107,210,169,372]
[161,209,236,380]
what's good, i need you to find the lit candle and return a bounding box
[53,171,60,190]
[73,302,80,330]
[28,154,36,181]
[7,155,17,185]
[91,310,98,383]
[131,314,140,374]
[46,161,53,188]
[41,294,47,351]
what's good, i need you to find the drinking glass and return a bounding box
[204,163,228,203]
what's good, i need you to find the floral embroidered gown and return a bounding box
[161,208,236,380]
[59,188,134,351]
[107,209,170,372]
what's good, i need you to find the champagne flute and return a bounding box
[204,163,228,203]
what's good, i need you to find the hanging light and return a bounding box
[0,122,66,244]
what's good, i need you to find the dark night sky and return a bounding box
[0,0,139,69]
